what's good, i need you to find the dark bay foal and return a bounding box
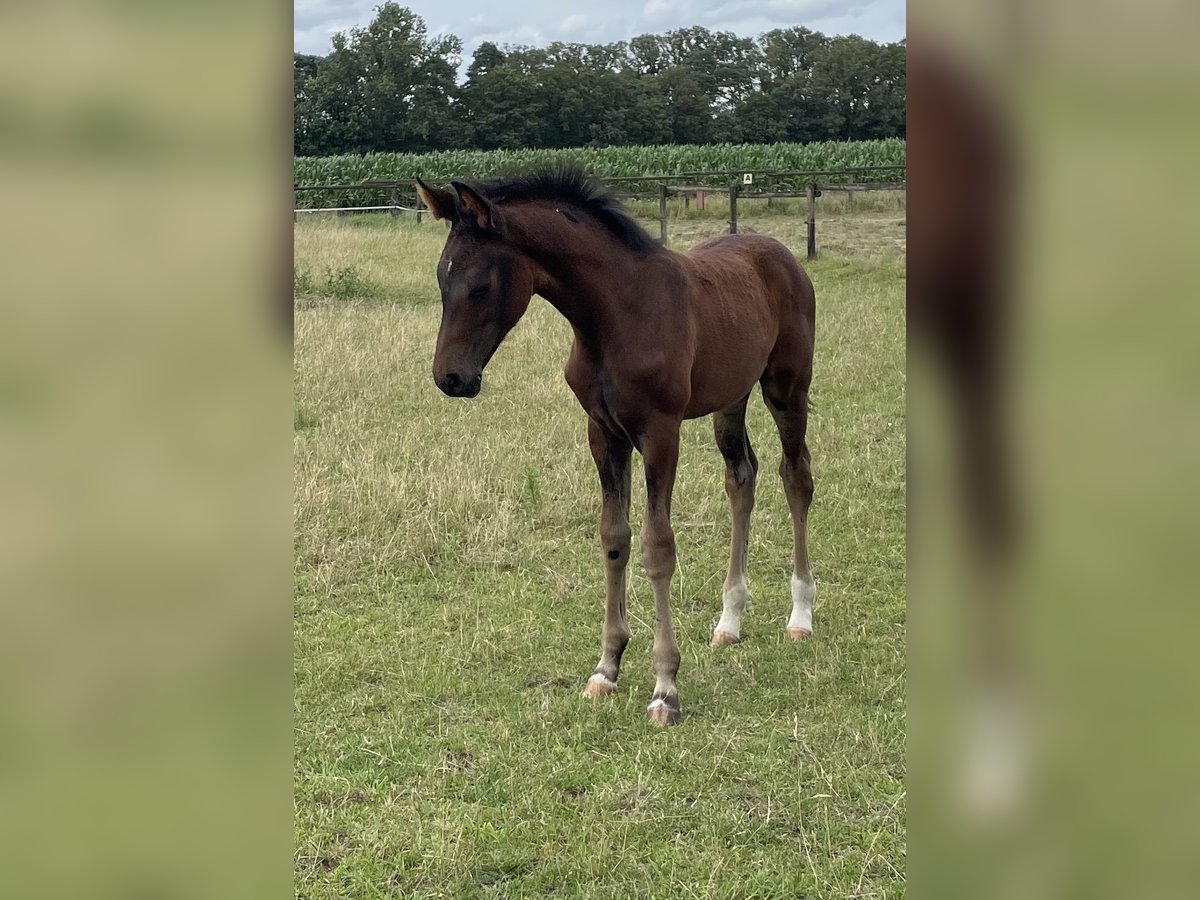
[416,171,816,725]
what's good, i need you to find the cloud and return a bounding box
[560,14,594,34]
[294,0,375,33]
[295,0,905,58]
[294,21,357,56]
[708,0,850,21]
[462,25,549,50]
[643,0,695,26]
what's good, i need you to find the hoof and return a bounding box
[646,694,681,726]
[582,673,616,699]
[710,630,742,647]
[786,627,812,641]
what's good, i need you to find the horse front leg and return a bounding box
[583,418,633,698]
[639,420,682,725]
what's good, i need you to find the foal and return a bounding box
[416,172,816,725]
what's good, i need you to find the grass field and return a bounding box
[294,201,906,897]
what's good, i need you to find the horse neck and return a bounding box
[506,204,643,342]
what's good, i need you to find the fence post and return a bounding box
[729,183,738,234]
[390,184,399,217]
[659,183,669,243]
[416,193,424,224]
[806,183,817,259]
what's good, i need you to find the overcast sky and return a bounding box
[295,1,906,66]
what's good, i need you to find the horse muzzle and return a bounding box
[436,371,482,398]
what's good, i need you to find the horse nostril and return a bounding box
[438,371,480,398]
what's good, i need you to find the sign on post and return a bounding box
[742,173,753,185]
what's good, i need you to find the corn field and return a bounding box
[294,139,905,208]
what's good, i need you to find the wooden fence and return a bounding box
[293,167,906,260]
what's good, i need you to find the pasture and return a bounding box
[294,200,906,897]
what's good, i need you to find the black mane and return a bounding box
[469,169,658,253]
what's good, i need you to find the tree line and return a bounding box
[294,3,906,157]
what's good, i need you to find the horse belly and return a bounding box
[684,303,775,418]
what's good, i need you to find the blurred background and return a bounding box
[908,1,1200,898]
[0,2,290,898]
[1,0,1198,896]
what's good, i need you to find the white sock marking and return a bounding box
[651,677,677,700]
[714,579,749,639]
[647,697,670,710]
[586,673,617,690]
[788,574,815,633]
[961,687,1026,822]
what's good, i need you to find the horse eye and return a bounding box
[468,285,489,300]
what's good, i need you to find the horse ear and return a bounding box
[450,181,495,230]
[415,178,457,222]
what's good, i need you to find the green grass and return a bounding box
[294,208,906,897]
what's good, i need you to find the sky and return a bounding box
[295,0,906,66]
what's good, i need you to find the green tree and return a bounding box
[629,33,669,75]
[293,12,906,155]
[293,53,325,156]
[806,35,881,140]
[663,26,761,108]
[457,52,548,150]
[656,66,713,144]
[862,40,906,139]
[303,3,461,153]
[758,27,827,89]
[731,89,789,144]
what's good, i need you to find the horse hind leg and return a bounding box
[761,373,816,640]
[711,394,758,647]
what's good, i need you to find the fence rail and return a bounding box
[293,168,906,259]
